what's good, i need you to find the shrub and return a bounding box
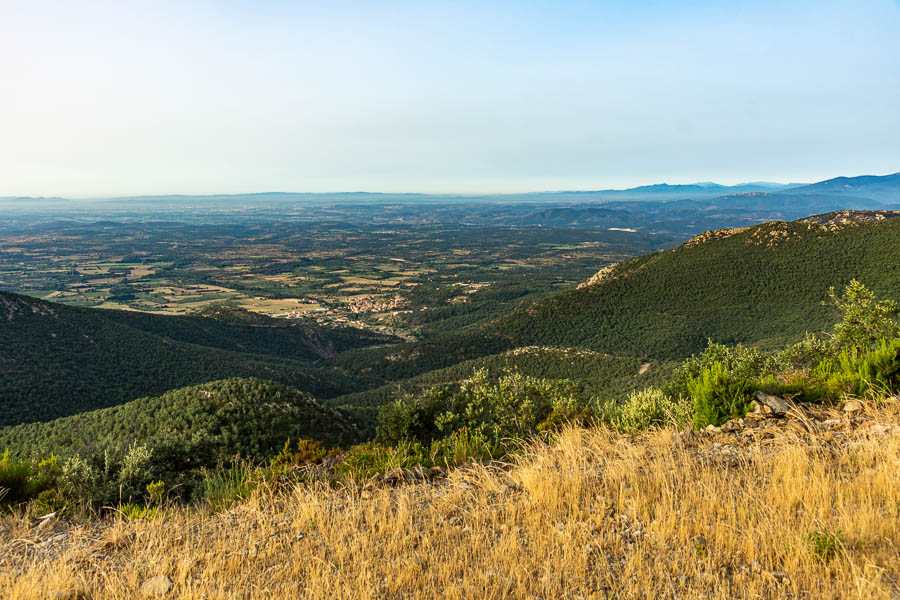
[118,503,159,520]
[200,460,257,512]
[821,339,900,397]
[806,528,845,562]
[377,369,592,455]
[376,387,455,446]
[0,451,60,507]
[851,338,900,395]
[779,333,830,372]
[429,428,499,467]
[606,387,692,433]
[334,442,428,481]
[667,341,779,400]
[688,362,754,428]
[825,280,899,353]
[270,439,329,471]
[756,371,829,404]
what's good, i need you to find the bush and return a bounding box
[0,451,60,507]
[606,387,692,433]
[756,371,829,404]
[667,341,779,400]
[199,461,258,512]
[334,442,428,481]
[376,369,592,454]
[688,362,755,428]
[779,333,830,372]
[807,528,845,563]
[821,339,900,397]
[825,280,899,353]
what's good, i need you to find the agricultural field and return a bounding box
[0,211,676,338]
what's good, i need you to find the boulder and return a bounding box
[755,391,793,415]
[139,575,173,597]
[842,399,863,413]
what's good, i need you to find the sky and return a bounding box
[1,0,899,197]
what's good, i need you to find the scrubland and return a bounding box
[2,399,898,599]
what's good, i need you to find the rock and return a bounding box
[721,419,743,433]
[139,575,173,597]
[749,400,773,415]
[843,399,863,413]
[867,423,896,436]
[704,425,722,433]
[755,391,793,414]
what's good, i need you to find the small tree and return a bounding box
[689,362,754,428]
[825,280,899,352]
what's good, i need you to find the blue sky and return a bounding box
[1,0,898,196]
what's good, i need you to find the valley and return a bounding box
[2,175,900,598]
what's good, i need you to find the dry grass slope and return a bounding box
[2,400,899,599]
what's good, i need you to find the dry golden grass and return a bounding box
[2,403,899,599]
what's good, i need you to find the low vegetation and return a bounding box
[1,281,896,524]
[1,399,897,598]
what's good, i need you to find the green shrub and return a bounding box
[606,387,692,433]
[334,442,428,481]
[118,503,159,520]
[851,338,900,395]
[0,451,60,507]
[537,396,595,434]
[200,461,257,512]
[779,333,830,372]
[376,388,456,446]
[806,528,845,562]
[688,362,754,428]
[756,371,829,404]
[667,341,779,400]
[429,428,499,467]
[376,369,591,455]
[822,339,900,397]
[825,280,899,354]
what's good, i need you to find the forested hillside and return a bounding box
[329,213,900,393]
[0,378,358,465]
[0,294,391,426]
[330,347,663,435]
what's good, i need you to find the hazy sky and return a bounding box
[1,0,899,196]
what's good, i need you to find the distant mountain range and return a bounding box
[2,171,898,206]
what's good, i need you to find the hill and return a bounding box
[3,397,898,599]
[327,211,900,423]
[330,346,661,436]
[785,172,900,203]
[0,293,394,427]
[0,378,359,463]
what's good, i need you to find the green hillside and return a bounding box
[0,294,393,427]
[329,347,668,435]
[101,305,396,361]
[0,378,359,464]
[330,213,900,397]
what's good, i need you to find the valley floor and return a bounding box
[1,400,899,599]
